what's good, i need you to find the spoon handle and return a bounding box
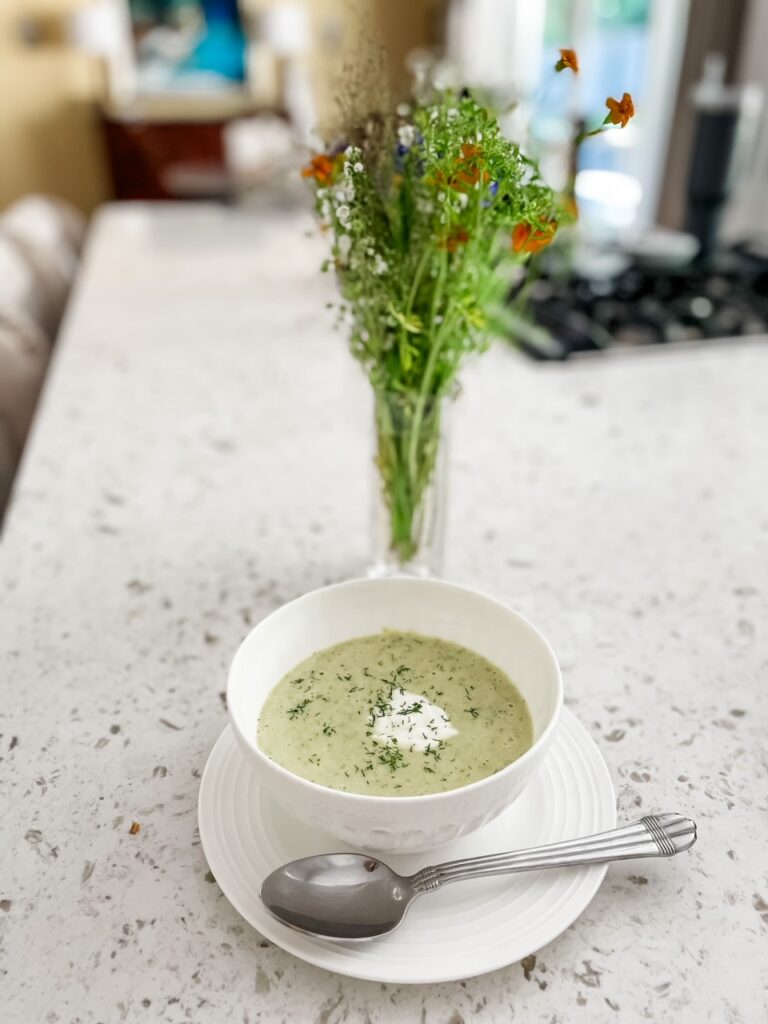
[409,813,696,892]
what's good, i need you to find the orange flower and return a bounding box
[555,48,579,74]
[429,143,493,192]
[455,167,490,189]
[451,143,491,190]
[442,228,470,253]
[512,221,557,254]
[428,142,495,194]
[605,92,635,128]
[301,153,336,186]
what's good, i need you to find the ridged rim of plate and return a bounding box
[197,709,615,984]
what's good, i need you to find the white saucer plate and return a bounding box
[197,709,615,984]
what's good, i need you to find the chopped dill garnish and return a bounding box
[376,741,407,773]
[287,698,312,720]
[396,702,423,716]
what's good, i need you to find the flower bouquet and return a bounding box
[303,52,633,575]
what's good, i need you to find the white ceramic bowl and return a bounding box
[227,577,562,853]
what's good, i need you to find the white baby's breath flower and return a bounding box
[398,124,417,148]
[396,102,412,117]
[336,189,348,202]
[337,234,351,261]
[433,315,444,324]
[457,192,469,209]
[354,162,364,173]
[447,108,459,119]
[438,192,446,202]
[476,132,483,142]
[337,204,351,223]
[373,254,389,275]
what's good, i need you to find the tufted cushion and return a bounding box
[0,195,85,516]
[0,310,49,459]
[0,195,86,341]
[0,194,85,258]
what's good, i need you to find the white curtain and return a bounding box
[445,0,546,95]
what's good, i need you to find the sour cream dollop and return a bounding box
[371,689,458,753]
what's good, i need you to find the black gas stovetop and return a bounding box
[508,242,768,360]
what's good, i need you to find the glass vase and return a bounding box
[368,389,450,578]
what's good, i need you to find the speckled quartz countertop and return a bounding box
[1,203,766,1023]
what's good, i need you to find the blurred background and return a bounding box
[2,0,766,226]
[1,0,768,511]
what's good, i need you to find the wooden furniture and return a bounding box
[100,97,286,200]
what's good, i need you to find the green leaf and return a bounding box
[388,304,424,334]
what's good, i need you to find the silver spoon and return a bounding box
[260,812,696,940]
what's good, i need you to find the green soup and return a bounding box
[257,630,533,797]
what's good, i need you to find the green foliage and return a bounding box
[304,91,559,563]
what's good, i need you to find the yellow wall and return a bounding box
[246,0,438,134]
[0,1,111,214]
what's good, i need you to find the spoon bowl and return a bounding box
[261,854,415,939]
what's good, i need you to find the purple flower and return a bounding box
[482,180,500,207]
